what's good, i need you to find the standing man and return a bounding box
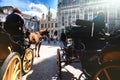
[4,8,24,44]
[53,30,58,43]
[60,31,67,47]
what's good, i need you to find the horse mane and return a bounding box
[39,29,47,33]
[39,29,49,35]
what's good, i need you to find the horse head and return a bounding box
[39,29,49,38]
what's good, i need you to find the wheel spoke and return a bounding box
[93,61,120,80]
[24,56,32,69]
[8,59,16,79]
[103,69,111,80]
[1,52,22,80]
[24,61,30,70]
[13,69,21,80]
[13,60,20,79]
[57,49,61,76]
[23,49,34,73]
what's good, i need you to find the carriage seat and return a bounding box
[0,32,11,60]
[67,20,107,62]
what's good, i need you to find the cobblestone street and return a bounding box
[23,41,85,80]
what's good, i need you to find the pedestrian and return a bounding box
[47,36,50,44]
[53,30,58,44]
[60,31,67,47]
[4,8,24,45]
[53,35,58,43]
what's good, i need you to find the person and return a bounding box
[4,8,24,45]
[92,12,106,38]
[60,32,67,47]
[53,31,58,43]
[93,12,105,23]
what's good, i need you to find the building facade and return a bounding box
[40,8,58,38]
[0,6,40,32]
[58,0,120,33]
[22,14,40,32]
[83,0,120,33]
[0,6,13,28]
[58,0,83,33]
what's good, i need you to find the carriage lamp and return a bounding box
[8,46,11,52]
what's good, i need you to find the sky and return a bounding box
[0,0,58,19]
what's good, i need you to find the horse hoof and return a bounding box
[38,55,40,57]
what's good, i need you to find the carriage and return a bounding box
[57,19,120,80]
[0,27,34,80]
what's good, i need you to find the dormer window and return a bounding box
[48,17,50,21]
[3,9,8,14]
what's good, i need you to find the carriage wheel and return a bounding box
[78,42,85,51]
[92,61,120,80]
[0,52,22,80]
[57,49,61,76]
[22,48,34,74]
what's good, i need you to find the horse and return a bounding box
[28,29,49,57]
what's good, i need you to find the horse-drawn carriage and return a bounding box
[0,27,34,80]
[57,19,120,80]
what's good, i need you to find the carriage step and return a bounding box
[0,60,4,66]
[71,59,81,62]
[0,59,4,62]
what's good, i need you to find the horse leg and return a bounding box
[35,44,37,57]
[37,42,41,57]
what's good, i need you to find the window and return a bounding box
[45,24,47,28]
[48,17,50,21]
[117,8,120,19]
[55,23,57,28]
[41,24,44,28]
[68,16,71,25]
[62,16,64,26]
[76,14,79,19]
[48,23,50,28]
[51,23,53,28]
